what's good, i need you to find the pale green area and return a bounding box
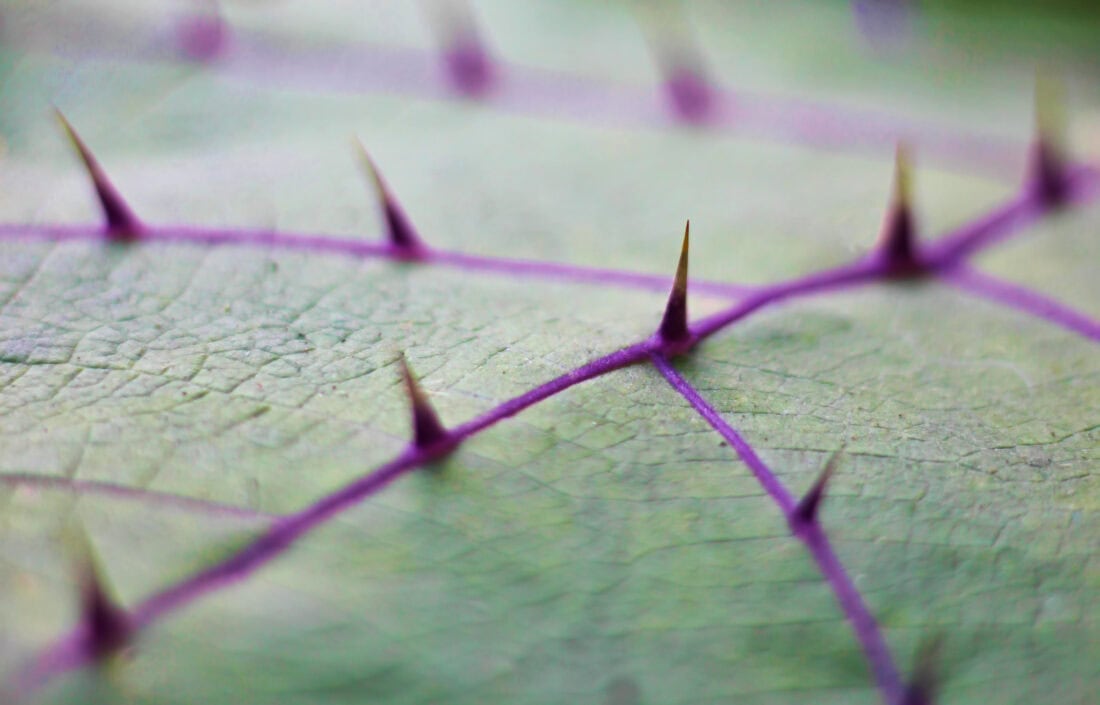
[0,1,1097,704]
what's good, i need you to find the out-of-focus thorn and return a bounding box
[399,354,450,450]
[1027,71,1070,206]
[901,633,946,705]
[657,221,692,346]
[661,50,714,124]
[636,1,715,123]
[354,140,428,257]
[424,0,495,96]
[791,447,843,526]
[79,559,132,661]
[877,143,922,275]
[177,1,230,62]
[55,110,143,242]
[850,0,914,53]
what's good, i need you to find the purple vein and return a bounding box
[0,473,273,520]
[25,22,1022,178]
[652,354,903,705]
[926,164,1100,265]
[134,343,653,622]
[943,267,1100,342]
[11,176,1100,700]
[12,342,654,698]
[0,223,754,298]
[9,245,894,699]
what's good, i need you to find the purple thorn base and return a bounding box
[664,68,714,123]
[444,40,494,96]
[177,14,230,62]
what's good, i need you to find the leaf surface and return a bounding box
[0,2,1098,704]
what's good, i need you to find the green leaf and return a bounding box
[1,2,1098,704]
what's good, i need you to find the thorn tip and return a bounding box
[1027,71,1070,206]
[399,354,449,450]
[791,448,843,526]
[355,141,427,255]
[657,221,691,346]
[877,143,921,275]
[55,109,143,241]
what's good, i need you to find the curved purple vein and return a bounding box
[13,343,658,697]
[943,267,1100,342]
[10,178,1100,699]
[8,256,885,699]
[651,354,796,512]
[0,223,754,298]
[127,341,654,629]
[691,258,885,338]
[652,354,903,705]
[0,473,273,520]
[926,165,1100,265]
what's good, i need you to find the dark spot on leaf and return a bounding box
[604,676,641,705]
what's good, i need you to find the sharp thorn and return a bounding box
[877,143,920,274]
[55,110,143,242]
[399,354,449,450]
[354,141,427,256]
[1027,71,1070,206]
[658,221,691,345]
[791,447,844,526]
[77,555,131,661]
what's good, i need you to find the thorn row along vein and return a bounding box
[7,80,1098,705]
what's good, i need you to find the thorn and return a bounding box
[55,110,143,242]
[176,1,230,62]
[658,221,691,345]
[354,141,427,256]
[638,6,715,122]
[1027,71,1070,206]
[443,37,494,97]
[901,633,946,705]
[399,354,449,450]
[791,447,844,526]
[877,143,921,275]
[850,0,914,53]
[426,1,494,95]
[662,54,714,123]
[77,556,132,661]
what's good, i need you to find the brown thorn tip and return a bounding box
[792,447,843,525]
[878,143,919,272]
[657,220,691,344]
[354,140,426,253]
[1028,71,1070,205]
[54,109,142,241]
[399,354,448,449]
[78,557,131,660]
